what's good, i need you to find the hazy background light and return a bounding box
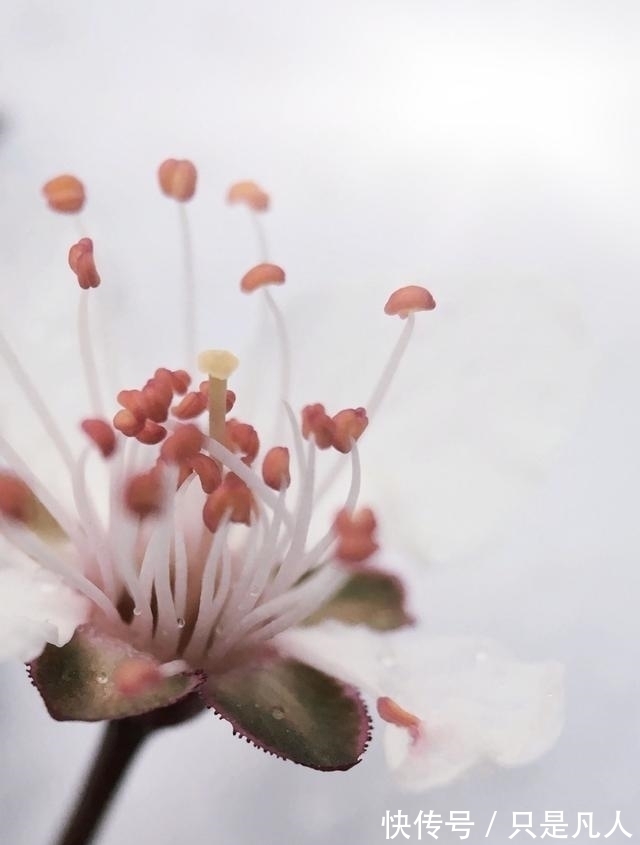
[0,2,639,844]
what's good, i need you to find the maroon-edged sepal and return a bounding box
[303,566,414,630]
[28,626,203,722]
[202,649,371,771]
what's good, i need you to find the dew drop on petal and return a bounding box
[133,607,142,617]
[176,617,186,629]
[96,672,108,685]
[271,707,285,720]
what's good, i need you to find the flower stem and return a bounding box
[54,718,149,845]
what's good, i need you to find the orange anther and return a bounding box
[172,390,208,420]
[332,407,368,453]
[42,174,86,213]
[227,180,270,212]
[0,473,33,523]
[124,470,164,518]
[113,409,145,437]
[301,404,336,450]
[333,507,379,564]
[68,238,100,289]
[160,424,204,463]
[157,158,197,201]
[81,418,117,458]
[202,473,253,532]
[376,697,422,742]
[240,263,286,294]
[262,446,291,490]
[135,420,167,445]
[226,420,260,465]
[384,285,436,318]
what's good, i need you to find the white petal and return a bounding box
[277,622,564,790]
[0,543,89,663]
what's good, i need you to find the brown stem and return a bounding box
[54,718,149,845]
[53,695,204,845]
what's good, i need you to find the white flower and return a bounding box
[0,160,579,784]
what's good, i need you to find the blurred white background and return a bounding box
[0,1,639,843]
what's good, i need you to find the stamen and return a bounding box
[240,263,285,293]
[81,419,116,459]
[77,292,105,417]
[69,238,100,290]
[42,174,86,214]
[198,349,239,445]
[377,696,422,744]
[262,446,291,490]
[333,507,378,564]
[157,159,198,370]
[227,181,270,212]
[331,407,368,453]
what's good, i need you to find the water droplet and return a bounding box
[132,607,142,617]
[271,707,285,720]
[176,617,185,629]
[96,672,108,685]
[249,589,259,599]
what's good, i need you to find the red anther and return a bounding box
[172,390,208,420]
[384,285,436,318]
[226,420,260,465]
[376,697,422,743]
[116,389,148,420]
[141,383,170,423]
[113,659,162,696]
[146,376,173,407]
[157,158,197,202]
[202,473,253,532]
[226,180,270,211]
[153,367,175,393]
[301,403,336,450]
[68,238,100,289]
[240,263,286,294]
[113,409,145,437]
[42,174,86,213]
[170,369,191,395]
[332,407,369,454]
[124,469,164,518]
[189,454,222,494]
[81,418,117,458]
[261,446,291,490]
[0,473,33,523]
[333,507,379,564]
[160,424,204,463]
[135,420,167,446]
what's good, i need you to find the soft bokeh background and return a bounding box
[1,2,639,843]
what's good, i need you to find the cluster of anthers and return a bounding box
[0,161,435,767]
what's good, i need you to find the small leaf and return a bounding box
[303,568,414,630]
[29,626,202,721]
[203,652,370,770]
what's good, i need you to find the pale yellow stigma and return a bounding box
[198,349,239,444]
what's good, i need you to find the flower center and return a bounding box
[0,161,435,674]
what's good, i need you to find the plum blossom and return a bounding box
[0,158,565,783]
